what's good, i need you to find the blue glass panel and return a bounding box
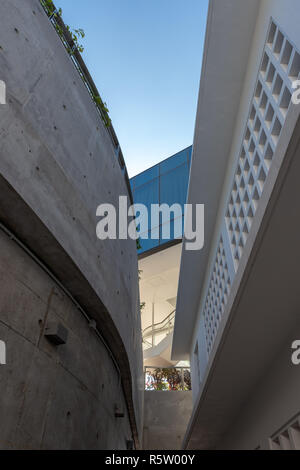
[131,146,192,255]
[159,217,184,245]
[132,177,159,230]
[131,165,159,190]
[160,163,189,209]
[130,176,137,191]
[160,147,191,176]
[138,229,160,254]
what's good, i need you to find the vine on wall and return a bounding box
[40,0,111,128]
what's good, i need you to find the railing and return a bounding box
[39,0,133,204]
[144,366,191,391]
[142,338,153,351]
[142,310,175,350]
[143,308,175,338]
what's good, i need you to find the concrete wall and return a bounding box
[0,229,132,449]
[0,0,143,448]
[143,391,192,450]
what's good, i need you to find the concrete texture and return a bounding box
[0,229,132,449]
[0,0,143,448]
[143,391,192,450]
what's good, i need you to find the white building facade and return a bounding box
[172,0,300,450]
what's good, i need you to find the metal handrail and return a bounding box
[40,1,133,204]
[142,338,153,350]
[142,310,175,340]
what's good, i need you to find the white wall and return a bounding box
[218,323,300,449]
[190,0,300,400]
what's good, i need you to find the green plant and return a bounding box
[92,94,111,128]
[40,0,111,129]
[160,368,182,390]
[146,369,168,391]
[66,26,85,54]
[145,368,192,391]
[184,369,192,390]
[40,0,62,17]
[136,238,142,250]
[41,1,85,54]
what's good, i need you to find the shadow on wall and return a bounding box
[143,391,193,450]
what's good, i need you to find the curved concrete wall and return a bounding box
[0,0,143,448]
[0,229,133,449]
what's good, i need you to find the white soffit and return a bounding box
[172,0,260,359]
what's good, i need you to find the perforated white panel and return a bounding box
[270,417,300,450]
[204,238,231,355]
[226,20,299,270]
[202,20,300,357]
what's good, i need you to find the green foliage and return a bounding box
[65,26,85,54]
[145,368,192,391]
[146,369,169,391]
[40,0,61,18]
[136,238,142,250]
[41,1,85,54]
[183,369,192,390]
[54,22,63,38]
[40,1,111,129]
[92,94,112,128]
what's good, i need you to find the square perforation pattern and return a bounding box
[204,238,231,355]
[202,20,300,357]
[225,20,299,271]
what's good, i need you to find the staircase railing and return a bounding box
[143,310,175,339]
[142,310,175,349]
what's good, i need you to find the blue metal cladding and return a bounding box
[130,146,192,255]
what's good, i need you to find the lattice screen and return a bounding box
[202,20,300,356]
[204,238,231,354]
[270,417,300,450]
[226,19,299,270]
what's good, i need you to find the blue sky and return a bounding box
[58,0,209,176]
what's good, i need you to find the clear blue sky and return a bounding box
[57,0,209,176]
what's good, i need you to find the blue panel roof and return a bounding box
[130,146,192,255]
